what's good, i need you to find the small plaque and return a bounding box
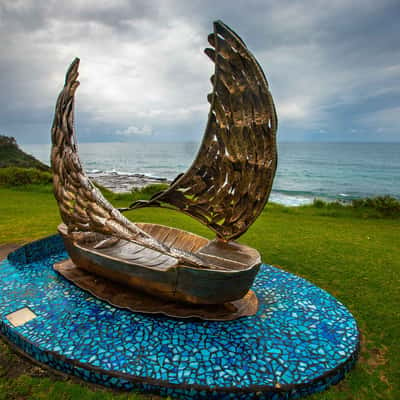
[6,307,37,327]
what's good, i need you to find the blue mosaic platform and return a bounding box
[0,235,359,399]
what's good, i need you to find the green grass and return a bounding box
[0,185,399,399]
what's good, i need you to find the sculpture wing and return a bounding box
[130,21,278,241]
[51,59,206,267]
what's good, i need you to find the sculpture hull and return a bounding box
[58,224,261,305]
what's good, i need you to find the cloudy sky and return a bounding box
[1,0,399,144]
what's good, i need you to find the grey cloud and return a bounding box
[0,0,399,144]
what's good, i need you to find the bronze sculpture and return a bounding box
[51,21,277,319]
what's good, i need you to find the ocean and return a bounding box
[23,142,400,206]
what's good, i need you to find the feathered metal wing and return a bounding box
[129,20,278,241]
[51,59,208,268]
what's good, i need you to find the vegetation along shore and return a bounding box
[0,137,398,399]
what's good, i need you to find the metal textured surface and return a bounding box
[53,259,258,321]
[58,223,260,305]
[128,20,277,241]
[50,59,207,269]
[50,20,276,307]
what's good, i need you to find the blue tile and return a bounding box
[0,234,359,399]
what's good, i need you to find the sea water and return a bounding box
[24,142,399,206]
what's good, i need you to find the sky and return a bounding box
[0,0,399,144]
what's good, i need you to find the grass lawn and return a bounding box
[0,185,399,399]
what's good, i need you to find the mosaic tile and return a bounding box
[0,235,359,399]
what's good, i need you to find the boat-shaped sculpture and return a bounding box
[51,21,277,317]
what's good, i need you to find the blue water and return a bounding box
[23,142,399,206]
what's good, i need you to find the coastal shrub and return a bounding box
[132,183,169,199]
[352,195,400,216]
[305,196,400,219]
[331,200,346,208]
[313,199,325,208]
[312,199,345,209]
[0,167,52,186]
[93,182,169,204]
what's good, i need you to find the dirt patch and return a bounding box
[359,329,392,392]
[0,243,20,261]
[0,338,51,380]
[365,345,388,369]
[359,331,388,370]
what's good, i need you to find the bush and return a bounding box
[312,199,345,209]
[93,182,169,204]
[352,195,400,216]
[313,199,326,208]
[0,167,52,186]
[307,196,400,219]
[131,183,169,199]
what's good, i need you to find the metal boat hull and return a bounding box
[59,224,261,305]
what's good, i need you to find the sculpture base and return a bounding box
[53,259,258,321]
[1,235,359,399]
